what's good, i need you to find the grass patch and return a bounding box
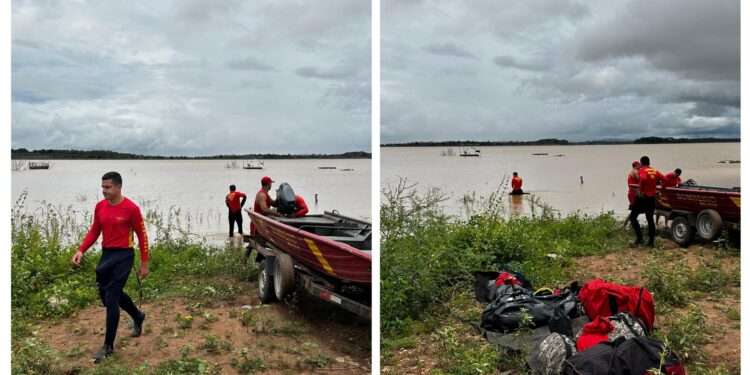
[11,192,258,373]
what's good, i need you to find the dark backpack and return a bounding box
[563,336,685,375]
[275,183,297,215]
[480,284,580,333]
[474,270,533,304]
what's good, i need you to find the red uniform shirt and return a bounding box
[511,176,523,191]
[662,172,682,188]
[638,166,664,197]
[79,197,149,262]
[225,191,246,212]
[627,171,639,204]
[294,195,309,217]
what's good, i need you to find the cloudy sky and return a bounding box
[12,0,370,156]
[382,0,740,143]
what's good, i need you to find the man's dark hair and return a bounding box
[229,184,236,191]
[102,171,122,186]
[513,172,518,176]
[675,168,682,175]
[640,156,650,166]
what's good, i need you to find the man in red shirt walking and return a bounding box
[225,184,247,237]
[628,156,664,247]
[71,171,149,363]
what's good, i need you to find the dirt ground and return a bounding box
[34,280,371,374]
[383,239,740,374]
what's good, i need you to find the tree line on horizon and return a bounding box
[11,148,372,160]
[380,136,740,147]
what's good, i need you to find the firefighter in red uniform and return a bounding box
[71,171,149,363]
[629,156,664,247]
[510,172,524,195]
[225,184,247,237]
[662,168,682,188]
[293,195,309,217]
[251,176,279,236]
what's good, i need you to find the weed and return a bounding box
[657,306,708,363]
[231,348,266,374]
[644,257,689,307]
[304,354,333,369]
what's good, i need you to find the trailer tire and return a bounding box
[258,259,276,303]
[696,209,722,241]
[274,253,295,300]
[671,216,694,247]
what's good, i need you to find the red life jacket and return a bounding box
[578,279,655,331]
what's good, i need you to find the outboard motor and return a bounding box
[276,182,297,215]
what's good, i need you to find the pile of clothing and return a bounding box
[474,271,686,375]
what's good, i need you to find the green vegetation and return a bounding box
[11,192,257,374]
[381,180,628,336]
[381,182,740,374]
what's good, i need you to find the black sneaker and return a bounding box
[132,311,146,337]
[629,240,643,248]
[93,344,113,364]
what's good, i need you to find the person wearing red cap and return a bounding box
[70,171,148,363]
[252,176,279,236]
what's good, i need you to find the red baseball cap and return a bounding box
[261,176,274,185]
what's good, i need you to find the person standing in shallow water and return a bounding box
[71,171,149,363]
[510,172,524,195]
[225,184,247,238]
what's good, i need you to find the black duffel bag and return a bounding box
[480,284,580,333]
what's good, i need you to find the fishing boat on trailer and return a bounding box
[246,210,371,318]
[651,184,740,246]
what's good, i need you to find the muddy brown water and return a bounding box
[12,159,371,243]
[382,143,740,217]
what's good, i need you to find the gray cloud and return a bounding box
[382,0,739,143]
[424,42,477,59]
[226,57,276,71]
[12,0,370,155]
[493,55,546,71]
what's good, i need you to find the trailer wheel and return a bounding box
[671,216,694,247]
[258,259,276,303]
[274,253,295,300]
[696,209,722,241]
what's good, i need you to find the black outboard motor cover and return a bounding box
[276,182,297,215]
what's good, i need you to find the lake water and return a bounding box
[12,159,371,243]
[381,143,740,218]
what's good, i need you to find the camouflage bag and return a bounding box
[530,333,577,375]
